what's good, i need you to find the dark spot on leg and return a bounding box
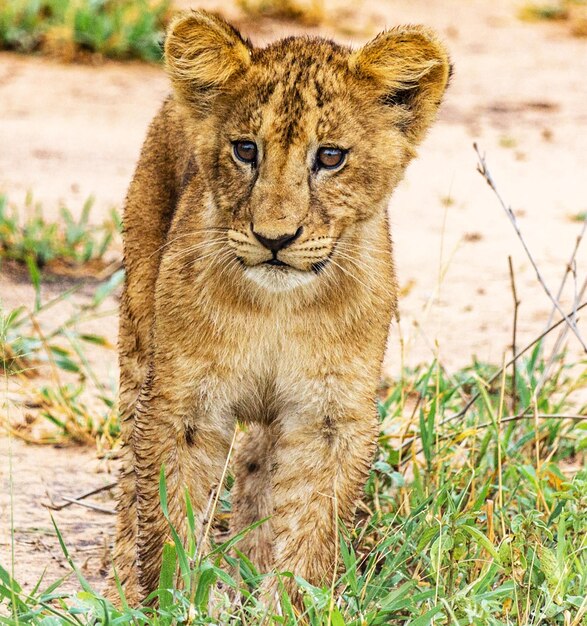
[185,425,197,446]
[322,415,336,443]
[247,462,259,473]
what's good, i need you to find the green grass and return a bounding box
[0,0,171,62]
[0,193,120,276]
[0,197,121,443]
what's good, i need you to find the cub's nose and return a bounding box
[252,225,303,253]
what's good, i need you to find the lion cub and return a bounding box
[112,10,451,602]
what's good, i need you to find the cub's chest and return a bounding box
[217,312,315,382]
[200,310,338,423]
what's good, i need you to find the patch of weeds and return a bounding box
[367,352,587,624]
[518,0,587,37]
[519,2,569,21]
[0,193,121,278]
[1,269,123,445]
[0,0,171,62]
[237,0,324,25]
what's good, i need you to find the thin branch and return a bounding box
[508,256,520,415]
[474,143,587,353]
[535,277,587,398]
[59,497,115,515]
[397,302,587,464]
[44,482,117,511]
[504,413,587,423]
[544,216,587,333]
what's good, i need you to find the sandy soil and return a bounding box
[1,0,586,595]
[0,437,114,593]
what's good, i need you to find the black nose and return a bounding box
[252,225,303,253]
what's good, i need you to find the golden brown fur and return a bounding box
[111,10,451,604]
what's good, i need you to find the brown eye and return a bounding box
[316,147,346,170]
[233,140,257,165]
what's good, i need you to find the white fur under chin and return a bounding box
[244,265,316,293]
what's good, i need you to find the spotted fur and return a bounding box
[110,9,451,605]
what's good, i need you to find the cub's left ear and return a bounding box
[349,26,452,143]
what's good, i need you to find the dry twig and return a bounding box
[44,482,116,511]
[544,216,587,333]
[60,497,116,515]
[508,256,520,415]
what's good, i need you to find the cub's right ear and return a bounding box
[164,10,252,112]
[349,26,451,145]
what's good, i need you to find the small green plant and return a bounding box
[569,211,587,223]
[519,2,569,20]
[0,0,171,62]
[0,194,120,276]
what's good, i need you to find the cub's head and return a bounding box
[165,11,451,293]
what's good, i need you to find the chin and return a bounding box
[244,264,317,293]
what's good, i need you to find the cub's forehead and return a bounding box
[251,37,353,102]
[252,36,351,76]
[228,37,362,141]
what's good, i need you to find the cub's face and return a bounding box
[165,12,451,292]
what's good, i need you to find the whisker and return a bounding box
[186,249,235,275]
[330,252,397,301]
[228,239,258,250]
[228,230,256,244]
[291,251,334,261]
[148,231,228,260]
[164,240,226,266]
[215,253,241,284]
[290,248,332,257]
[336,240,390,256]
[293,243,334,252]
[163,239,225,262]
[331,249,373,272]
[194,248,232,265]
[327,257,373,294]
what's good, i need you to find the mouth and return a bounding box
[264,258,289,267]
[261,256,333,273]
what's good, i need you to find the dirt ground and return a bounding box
[1,0,587,595]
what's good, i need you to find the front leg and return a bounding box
[132,366,234,599]
[270,405,378,597]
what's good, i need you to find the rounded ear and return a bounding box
[349,26,452,143]
[164,10,252,112]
